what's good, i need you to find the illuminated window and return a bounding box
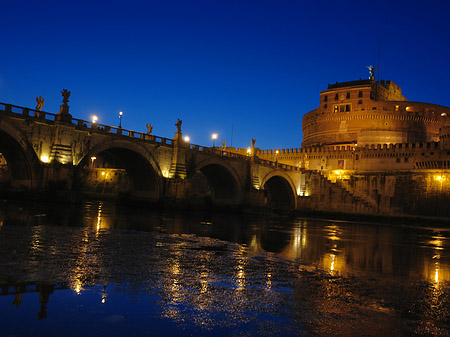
[334,104,351,112]
[395,105,399,111]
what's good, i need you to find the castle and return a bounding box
[232,74,450,217]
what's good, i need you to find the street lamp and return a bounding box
[92,115,98,124]
[119,111,123,128]
[211,133,218,147]
[275,150,279,165]
[184,135,190,143]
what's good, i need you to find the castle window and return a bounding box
[335,94,339,100]
[358,100,362,104]
[346,104,350,112]
[346,92,350,99]
[396,158,401,163]
[358,91,363,97]
[372,107,377,110]
[324,95,328,102]
[324,104,327,108]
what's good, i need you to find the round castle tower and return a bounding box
[302,79,450,147]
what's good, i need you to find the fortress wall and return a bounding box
[256,141,449,171]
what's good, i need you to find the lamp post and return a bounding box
[92,115,98,124]
[184,135,190,143]
[119,111,123,128]
[275,150,279,166]
[211,133,218,147]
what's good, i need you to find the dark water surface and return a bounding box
[1,200,450,336]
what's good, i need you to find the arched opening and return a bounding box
[0,129,36,190]
[190,164,240,206]
[263,176,296,210]
[74,147,161,200]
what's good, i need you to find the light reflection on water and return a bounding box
[0,200,450,336]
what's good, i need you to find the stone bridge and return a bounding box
[0,101,307,210]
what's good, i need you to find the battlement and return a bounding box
[258,141,441,157]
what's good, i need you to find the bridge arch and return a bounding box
[260,171,297,210]
[190,158,244,206]
[74,139,163,200]
[0,120,40,189]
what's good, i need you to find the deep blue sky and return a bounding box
[1,0,450,150]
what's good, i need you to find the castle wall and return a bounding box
[302,79,450,147]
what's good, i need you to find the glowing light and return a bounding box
[435,267,439,283]
[101,171,105,176]
[435,175,442,181]
[92,115,98,123]
[119,111,123,116]
[247,147,251,154]
[162,170,169,178]
[330,254,337,272]
[184,135,190,142]
[441,113,447,117]
[40,155,49,163]
[211,133,218,140]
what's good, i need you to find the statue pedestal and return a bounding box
[56,104,73,124]
[169,132,187,179]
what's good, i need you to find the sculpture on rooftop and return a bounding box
[251,138,256,151]
[221,141,226,150]
[367,65,378,80]
[35,96,45,111]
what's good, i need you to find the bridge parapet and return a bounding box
[0,102,175,148]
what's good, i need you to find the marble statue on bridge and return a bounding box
[175,118,182,133]
[146,123,153,135]
[61,89,71,104]
[35,96,45,111]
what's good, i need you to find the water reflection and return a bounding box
[0,200,450,335]
[0,200,449,284]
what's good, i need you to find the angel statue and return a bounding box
[367,65,378,79]
[146,123,153,135]
[35,96,45,111]
[61,89,71,104]
[175,118,182,133]
[221,141,226,150]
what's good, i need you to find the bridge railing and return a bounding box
[0,102,303,171]
[0,102,57,121]
[0,102,174,146]
[187,145,250,160]
[257,158,303,172]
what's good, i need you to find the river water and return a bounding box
[0,200,449,336]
